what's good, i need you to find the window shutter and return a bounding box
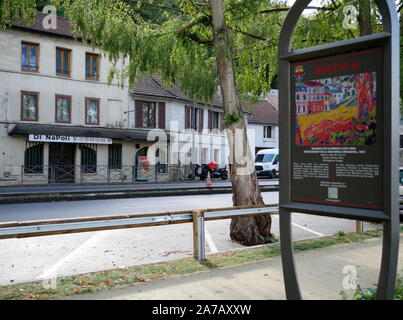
[158,102,166,129]
[208,110,212,131]
[135,100,143,128]
[185,106,191,129]
[199,109,204,132]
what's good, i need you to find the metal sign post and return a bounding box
[278,0,400,300]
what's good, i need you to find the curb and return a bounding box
[0,185,278,204]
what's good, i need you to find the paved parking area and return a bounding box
[0,192,370,286]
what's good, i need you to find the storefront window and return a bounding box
[24,142,43,174]
[81,144,97,173]
[108,144,122,169]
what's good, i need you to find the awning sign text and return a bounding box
[29,134,112,144]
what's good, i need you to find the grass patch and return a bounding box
[341,273,403,300]
[0,227,396,300]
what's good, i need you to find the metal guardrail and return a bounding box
[0,204,279,261]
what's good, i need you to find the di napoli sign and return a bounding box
[29,134,112,145]
[278,0,400,300]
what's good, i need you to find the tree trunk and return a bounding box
[358,0,372,36]
[209,0,273,245]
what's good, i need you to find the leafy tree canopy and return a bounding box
[0,0,400,105]
[0,0,36,27]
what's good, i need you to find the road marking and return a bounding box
[272,215,325,237]
[36,231,105,280]
[205,226,218,253]
[291,222,325,237]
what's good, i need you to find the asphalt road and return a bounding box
[0,192,374,286]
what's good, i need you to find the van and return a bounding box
[254,149,279,178]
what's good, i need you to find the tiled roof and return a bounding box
[12,12,76,38]
[131,76,178,100]
[242,96,279,125]
[132,75,223,108]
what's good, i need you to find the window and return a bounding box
[185,106,191,129]
[108,144,122,169]
[24,142,43,173]
[85,98,100,125]
[214,149,220,163]
[21,91,39,121]
[85,53,99,80]
[56,48,71,77]
[255,153,274,163]
[263,125,272,139]
[185,106,204,131]
[55,95,71,123]
[212,112,219,129]
[21,42,39,72]
[142,102,156,128]
[135,100,165,129]
[273,154,279,164]
[81,144,97,173]
[201,148,208,164]
[193,108,204,131]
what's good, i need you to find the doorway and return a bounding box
[135,147,149,181]
[48,143,76,183]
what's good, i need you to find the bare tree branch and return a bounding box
[258,6,336,14]
[175,20,203,34]
[174,17,213,46]
[228,26,267,41]
[181,33,213,45]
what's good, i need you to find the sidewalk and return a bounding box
[0,180,278,204]
[68,234,403,300]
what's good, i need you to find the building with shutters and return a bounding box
[129,76,228,173]
[0,12,229,185]
[243,94,279,155]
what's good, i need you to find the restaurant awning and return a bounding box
[8,123,171,142]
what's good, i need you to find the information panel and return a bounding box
[290,48,383,210]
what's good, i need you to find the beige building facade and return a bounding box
[0,13,228,186]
